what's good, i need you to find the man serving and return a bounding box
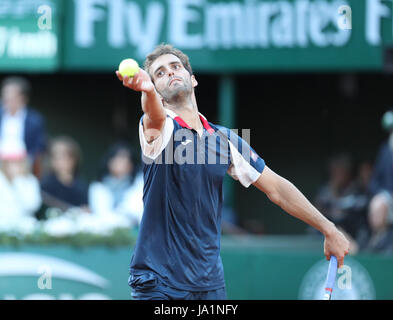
[115,44,349,300]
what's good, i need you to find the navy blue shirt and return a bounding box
[41,173,88,207]
[129,109,265,291]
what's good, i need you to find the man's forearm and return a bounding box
[115,68,166,130]
[253,166,349,266]
[274,177,335,236]
[141,90,166,127]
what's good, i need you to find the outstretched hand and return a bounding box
[115,68,155,93]
[324,227,350,268]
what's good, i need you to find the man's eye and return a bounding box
[174,65,180,69]
[157,71,164,77]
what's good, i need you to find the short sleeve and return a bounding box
[225,129,265,188]
[139,115,174,160]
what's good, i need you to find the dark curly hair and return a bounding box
[144,43,193,79]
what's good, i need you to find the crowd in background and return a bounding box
[1,76,393,255]
[0,76,144,232]
[311,139,393,255]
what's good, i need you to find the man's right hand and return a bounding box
[116,66,166,143]
[116,69,155,93]
[323,226,350,268]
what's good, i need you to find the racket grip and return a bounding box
[323,256,338,300]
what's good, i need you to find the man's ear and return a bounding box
[191,75,198,88]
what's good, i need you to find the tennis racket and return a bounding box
[323,255,338,300]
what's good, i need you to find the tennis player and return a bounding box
[115,44,350,300]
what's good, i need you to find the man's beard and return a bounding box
[160,78,192,104]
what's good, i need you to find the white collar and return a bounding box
[164,108,208,122]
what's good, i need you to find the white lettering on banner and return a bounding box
[75,0,164,55]
[169,0,204,49]
[366,0,391,46]
[74,0,107,47]
[125,2,164,56]
[0,27,57,58]
[309,1,352,48]
[204,0,351,49]
[108,0,126,48]
[0,0,56,18]
[310,1,339,47]
[245,0,258,48]
[331,1,351,46]
[257,3,276,47]
[205,2,246,49]
[296,0,309,47]
[73,0,355,56]
[271,2,295,47]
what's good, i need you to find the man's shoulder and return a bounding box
[210,123,232,137]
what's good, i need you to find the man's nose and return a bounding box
[168,69,175,77]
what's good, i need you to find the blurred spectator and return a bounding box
[0,139,41,220]
[88,142,143,226]
[41,136,89,213]
[340,160,372,238]
[362,193,393,254]
[0,76,47,178]
[312,153,369,253]
[361,110,393,254]
[314,153,354,222]
[368,110,393,197]
[356,161,373,195]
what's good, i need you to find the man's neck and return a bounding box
[165,99,203,134]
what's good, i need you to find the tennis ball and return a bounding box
[118,58,139,78]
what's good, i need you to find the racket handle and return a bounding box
[323,256,338,300]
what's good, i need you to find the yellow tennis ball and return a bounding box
[118,58,139,77]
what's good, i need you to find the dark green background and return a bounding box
[1,239,392,299]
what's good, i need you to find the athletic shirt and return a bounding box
[129,109,265,291]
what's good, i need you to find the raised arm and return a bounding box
[116,69,166,143]
[253,166,350,267]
